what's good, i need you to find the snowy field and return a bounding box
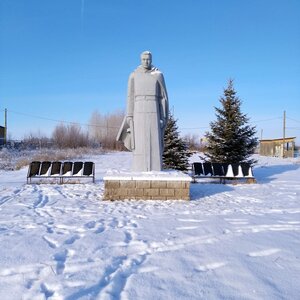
[0,152,300,300]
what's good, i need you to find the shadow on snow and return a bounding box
[253,163,300,183]
[190,182,234,200]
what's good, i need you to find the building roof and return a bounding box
[260,137,296,143]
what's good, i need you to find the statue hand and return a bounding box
[126,116,133,126]
[126,116,135,150]
[160,120,165,128]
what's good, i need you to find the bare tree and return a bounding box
[52,123,90,149]
[23,131,52,149]
[183,133,201,152]
[52,124,67,148]
[89,110,124,150]
[89,111,106,143]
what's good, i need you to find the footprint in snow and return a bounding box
[54,249,68,275]
[46,226,54,234]
[26,279,35,289]
[40,283,55,298]
[0,226,8,232]
[95,225,105,234]
[64,234,81,245]
[128,221,138,228]
[84,221,96,229]
[124,231,133,243]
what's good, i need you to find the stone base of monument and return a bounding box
[103,171,192,201]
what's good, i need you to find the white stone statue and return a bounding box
[117,51,169,172]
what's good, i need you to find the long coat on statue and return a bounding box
[117,65,169,172]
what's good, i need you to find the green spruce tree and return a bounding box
[163,113,191,171]
[205,79,258,165]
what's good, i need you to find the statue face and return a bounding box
[141,54,152,70]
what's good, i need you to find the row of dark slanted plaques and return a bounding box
[27,161,95,183]
[192,162,254,178]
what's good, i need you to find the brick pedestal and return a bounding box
[103,171,191,200]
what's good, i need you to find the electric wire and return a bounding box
[7,109,120,129]
[252,117,282,123]
[286,117,300,124]
[1,108,299,134]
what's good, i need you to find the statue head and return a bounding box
[140,51,152,70]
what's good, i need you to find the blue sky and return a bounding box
[0,0,299,142]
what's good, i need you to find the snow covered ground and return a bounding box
[0,152,300,300]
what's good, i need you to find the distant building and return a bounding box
[0,126,5,146]
[259,137,296,158]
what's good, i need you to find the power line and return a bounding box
[3,108,295,134]
[252,117,282,123]
[7,108,210,131]
[9,109,79,124]
[7,109,120,129]
[286,116,300,124]
[179,127,209,130]
[176,117,282,130]
[286,127,300,130]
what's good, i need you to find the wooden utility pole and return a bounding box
[282,110,286,158]
[4,108,7,145]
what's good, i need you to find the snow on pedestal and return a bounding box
[103,170,192,200]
